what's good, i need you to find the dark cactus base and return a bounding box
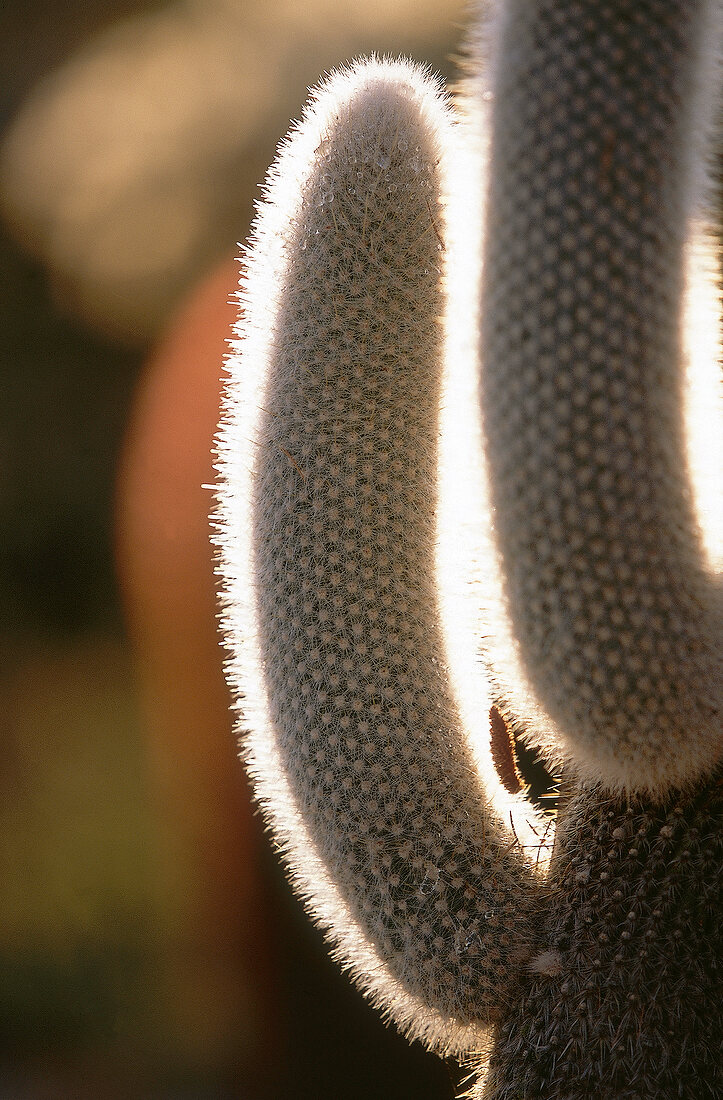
[482,770,722,1099]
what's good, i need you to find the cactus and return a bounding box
[215,3,721,1097]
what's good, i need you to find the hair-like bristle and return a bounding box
[214,57,545,1054]
[477,0,722,795]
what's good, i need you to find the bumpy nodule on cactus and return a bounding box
[215,58,543,1054]
[480,0,722,795]
[475,768,723,1099]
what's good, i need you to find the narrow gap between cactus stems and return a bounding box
[489,705,559,816]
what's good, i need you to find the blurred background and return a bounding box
[0,1,468,1096]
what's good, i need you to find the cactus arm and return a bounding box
[479,0,722,794]
[215,58,545,1054]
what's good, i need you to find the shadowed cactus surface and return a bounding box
[215,2,721,1096]
[481,0,722,795]
[480,774,722,1099]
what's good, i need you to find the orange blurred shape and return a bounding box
[116,258,281,1087]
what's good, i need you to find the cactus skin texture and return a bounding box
[215,3,722,1097]
[480,0,722,796]
[477,773,723,1099]
[216,59,543,1055]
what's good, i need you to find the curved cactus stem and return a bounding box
[478,0,722,795]
[215,58,547,1054]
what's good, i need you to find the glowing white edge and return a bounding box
[214,57,515,1056]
